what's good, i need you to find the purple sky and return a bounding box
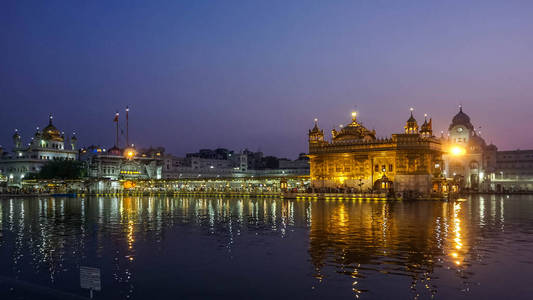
[1,1,532,158]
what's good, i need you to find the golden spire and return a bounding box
[405,107,418,134]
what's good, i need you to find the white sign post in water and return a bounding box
[80,266,101,299]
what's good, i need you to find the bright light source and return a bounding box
[124,148,136,159]
[450,146,466,156]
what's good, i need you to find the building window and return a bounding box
[382,165,386,172]
[389,164,393,172]
[375,165,379,172]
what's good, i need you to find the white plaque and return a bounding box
[80,266,101,291]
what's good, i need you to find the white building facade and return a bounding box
[0,115,78,183]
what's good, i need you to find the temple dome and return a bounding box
[449,106,474,131]
[108,146,122,156]
[333,113,376,141]
[42,115,64,142]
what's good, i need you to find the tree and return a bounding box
[34,160,86,180]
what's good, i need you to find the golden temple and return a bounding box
[308,110,445,195]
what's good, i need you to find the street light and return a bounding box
[450,146,466,156]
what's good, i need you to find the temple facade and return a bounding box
[0,114,78,183]
[441,106,488,191]
[441,106,533,192]
[79,146,163,180]
[308,110,444,195]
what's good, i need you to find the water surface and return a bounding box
[1,195,532,299]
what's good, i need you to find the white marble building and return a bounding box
[0,114,78,183]
[442,106,488,190]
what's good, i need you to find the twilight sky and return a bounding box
[1,0,532,158]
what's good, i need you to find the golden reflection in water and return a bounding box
[308,200,477,298]
[337,204,348,228]
[121,197,136,261]
[127,219,135,252]
[452,202,463,266]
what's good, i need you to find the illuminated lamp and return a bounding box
[450,146,466,156]
[123,147,136,160]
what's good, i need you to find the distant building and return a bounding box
[278,154,309,170]
[162,149,308,180]
[441,106,533,192]
[485,148,533,192]
[186,148,233,160]
[80,145,163,180]
[163,154,235,179]
[0,114,78,183]
[308,111,445,194]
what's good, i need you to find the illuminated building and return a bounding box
[441,106,487,191]
[80,146,163,180]
[441,106,533,192]
[78,108,163,182]
[308,110,444,194]
[0,114,78,183]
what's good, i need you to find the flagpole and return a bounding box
[115,111,119,147]
[126,106,129,147]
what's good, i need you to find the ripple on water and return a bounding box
[0,195,533,299]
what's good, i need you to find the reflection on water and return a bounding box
[1,195,533,299]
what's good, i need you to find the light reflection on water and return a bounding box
[0,195,533,299]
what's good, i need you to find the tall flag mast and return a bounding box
[113,111,119,147]
[126,106,130,147]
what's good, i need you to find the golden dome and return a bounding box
[333,112,376,141]
[42,114,64,142]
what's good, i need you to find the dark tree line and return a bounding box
[27,160,86,180]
